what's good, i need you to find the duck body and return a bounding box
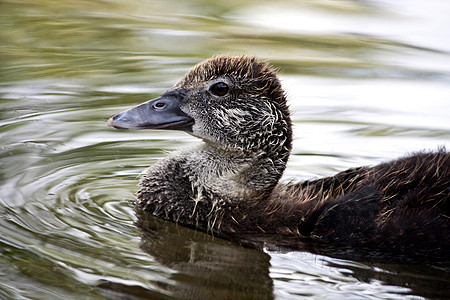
[138,146,449,258]
[109,56,449,258]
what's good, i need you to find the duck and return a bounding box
[108,56,449,258]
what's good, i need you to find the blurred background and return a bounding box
[1,0,449,299]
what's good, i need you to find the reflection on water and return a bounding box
[1,0,449,299]
[136,215,273,299]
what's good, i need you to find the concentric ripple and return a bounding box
[0,97,186,298]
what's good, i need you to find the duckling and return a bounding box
[108,56,449,258]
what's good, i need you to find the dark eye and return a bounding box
[210,82,229,96]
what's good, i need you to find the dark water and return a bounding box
[1,0,450,299]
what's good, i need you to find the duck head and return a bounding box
[108,56,292,154]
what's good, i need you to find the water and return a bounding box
[1,0,449,299]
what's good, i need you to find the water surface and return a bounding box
[1,0,450,299]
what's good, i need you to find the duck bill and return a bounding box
[107,89,194,131]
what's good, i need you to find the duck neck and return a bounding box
[187,141,289,200]
[172,141,290,232]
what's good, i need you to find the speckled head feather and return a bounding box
[177,56,288,109]
[173,55,292,156]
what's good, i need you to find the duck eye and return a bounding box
[210,82,229,96]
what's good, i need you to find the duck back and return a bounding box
[264,150,449,258]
